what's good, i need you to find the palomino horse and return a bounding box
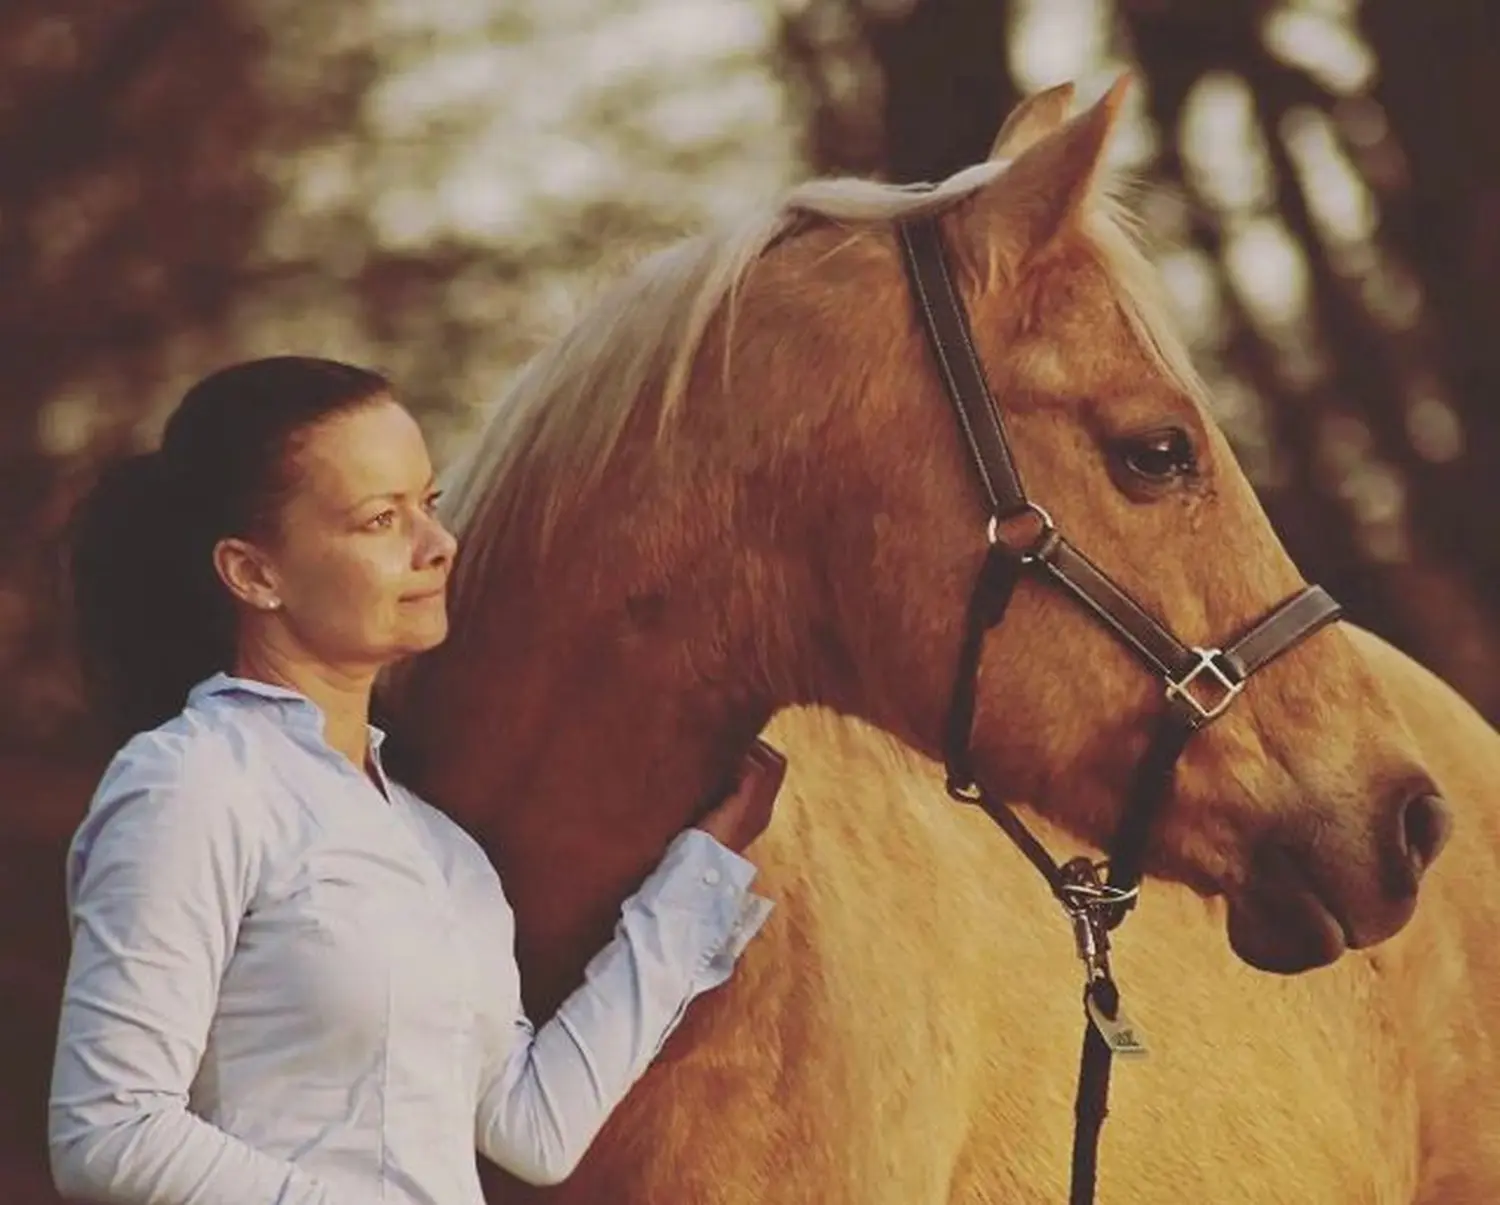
[386,79,1494,1202]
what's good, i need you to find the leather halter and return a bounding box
[896,215,1341,1205]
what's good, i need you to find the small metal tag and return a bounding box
[1086,994,1149,1057]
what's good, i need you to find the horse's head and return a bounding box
[417,77,1446,981]
[732,79,1445,973]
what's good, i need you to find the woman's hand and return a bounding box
[694,739,787,853]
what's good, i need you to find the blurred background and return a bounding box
[0,0,1495,1199]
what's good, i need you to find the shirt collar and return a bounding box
[189,671,308,708]
[187,671,390,757]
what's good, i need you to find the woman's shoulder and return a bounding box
[99,701,254,801]
[76,701,264,853]
[66,703,269,901]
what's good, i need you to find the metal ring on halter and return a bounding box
[1058,880,1140,916]
[1055,858,1140,917]
[986,502,1057,564]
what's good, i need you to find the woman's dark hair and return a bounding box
[68,356,391,743]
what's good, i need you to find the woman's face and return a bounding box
[234,396,458,673]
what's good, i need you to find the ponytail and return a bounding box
[67,451,234,742]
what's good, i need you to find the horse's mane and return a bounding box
[439,159,1205,609]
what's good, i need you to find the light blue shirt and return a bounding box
[48,674,771,1205]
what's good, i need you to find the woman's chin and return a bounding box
[387,615,450,660]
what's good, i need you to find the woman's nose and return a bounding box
[416,509,458,566]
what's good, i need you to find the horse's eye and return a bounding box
[1115,429,1197,482]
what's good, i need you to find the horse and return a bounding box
[384,77,1498,1202]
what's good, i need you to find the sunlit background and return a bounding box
[1,2,1498,1198]
[3,0,1496,751]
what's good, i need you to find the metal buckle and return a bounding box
[1165,647,1243,724]
[986,502,1057,564]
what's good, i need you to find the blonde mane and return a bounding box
[440,160,1204,604]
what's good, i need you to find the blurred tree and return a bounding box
[1357,0,1500,690]
[0,0,278,752]
[777,0,1018,179]
[773,0,1500,721]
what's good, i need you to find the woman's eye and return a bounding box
[366,509,397,531]
[422,490,443,514]
[1117,429,1197,482]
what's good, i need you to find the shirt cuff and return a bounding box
[630,828,772,983]
[705,891,773,980]
[635,828,757,912]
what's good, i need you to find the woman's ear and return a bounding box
[213,537,283,612]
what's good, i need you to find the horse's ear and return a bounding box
[962,74,1132,274]
[988,82,1076,161]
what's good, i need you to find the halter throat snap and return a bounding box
[897,214,1342,1205]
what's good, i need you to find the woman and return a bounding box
[49,356,785,1205]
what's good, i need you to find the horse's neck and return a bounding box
[406,591,773,1019]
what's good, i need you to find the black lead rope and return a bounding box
[1071,980,1119,1205]
[1066,710,1193,1205]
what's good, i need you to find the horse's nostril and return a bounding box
[1401,792,1452,876]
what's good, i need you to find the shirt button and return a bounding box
[703,868,722,886]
